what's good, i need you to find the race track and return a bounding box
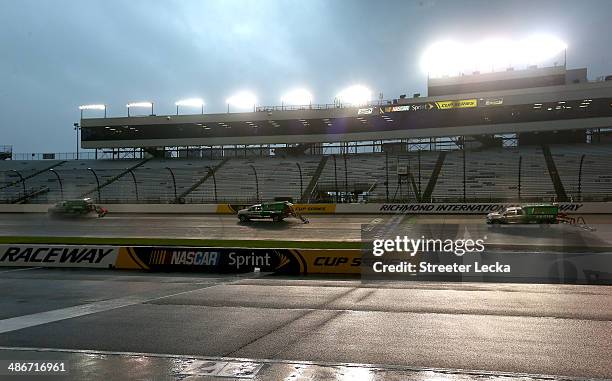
[0,214,370,241]
[0,268,610,379]
[1,213,612,249]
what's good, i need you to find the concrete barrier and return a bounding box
[0,243,358,275]
[1,202,612,214]
[2,243,610,284]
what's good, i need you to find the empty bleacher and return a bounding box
[551,143,612,201]
[186,156,322,203]
[0,160,64,203]
[1,143,611,204]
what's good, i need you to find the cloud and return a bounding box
[0,0,611,152]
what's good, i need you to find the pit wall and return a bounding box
[0,202,610,214]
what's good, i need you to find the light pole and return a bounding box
[79,104,106,119]
[175,99,205,115]
[127,102,154,117]
[226,92,257,114]
[73,123,80,160]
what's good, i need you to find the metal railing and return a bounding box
[256,99,390,113]
[10,151,98,161]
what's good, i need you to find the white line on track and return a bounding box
[0,276,252,334]
[0,267,42,273]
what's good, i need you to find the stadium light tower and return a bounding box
[226,91,257,113]
[175,98,205,115]
[420,40,466,78]
[126,102,154,117]
[336,85,372,106]
[281,88,313,108]
[520,34,567,66]
[78,104,106,118]
[421,34,568,77]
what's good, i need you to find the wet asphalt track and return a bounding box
[0,268,611,380]
[0,214,370,241]
[1,214,612,379]
[1,213,612,248]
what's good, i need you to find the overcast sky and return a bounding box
[2,0,612,153]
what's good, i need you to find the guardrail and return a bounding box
[256,99,390,112]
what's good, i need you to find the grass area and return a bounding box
[0,236,360,249]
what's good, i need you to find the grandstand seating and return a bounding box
[103,158,221,203]
[1,143,611,204]
[0,160,63,203]
[550,144,612,202]
[186,156,322,203]
[433,147,556,202]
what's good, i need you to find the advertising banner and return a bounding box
[384,103,436,113]
[0,245,118,268]
[114,246,359,274]
[336,202,604,214]
[483,97,504,106]
[115,246,303,273]
[434,99,478,109]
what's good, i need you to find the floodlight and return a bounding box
[78,104,106,110]
[126,102,153,108]
[421,35,567,77]
[420,40,466,77]
[175,98,205,107]
[126,101,154,117]
[281,88,313,106]
[79,104,107,118]
[226,91,257,111]
[520,34,567,65]
[337,85,372,106]
[175,98,205,114]
[471,38,515,72]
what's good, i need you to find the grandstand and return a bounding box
[2,64,612,205]
[1,143,611,204]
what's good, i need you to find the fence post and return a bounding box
[9,169,26,198]
[517,156,522,201]
[49,169,63,201]
[206,166,218,203]
[250,165,259,202]
[385,151,389,202]
[343,154,348,202]
[166,167,177,202]
[463,149,466,202]
[332,155,339,203]
[127,168,139,202]
[578,154,585,202]
[295,162,303,199]
[87,167,101,202]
